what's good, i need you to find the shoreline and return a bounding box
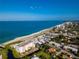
[1,22,65,46]
[1,27,51,46]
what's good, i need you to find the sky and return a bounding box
[0,0,79,21]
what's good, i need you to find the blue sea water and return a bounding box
[0,21,64,44]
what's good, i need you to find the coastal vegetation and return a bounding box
[0,48,7,59]
[9,47,20,58]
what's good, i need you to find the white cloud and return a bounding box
[30,6,34,9]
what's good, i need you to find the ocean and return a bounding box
[0,21,64,44]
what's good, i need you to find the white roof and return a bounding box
[64,46,78,52]
[16,46,25,53]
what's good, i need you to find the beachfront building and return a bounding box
[14,41,37,54]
